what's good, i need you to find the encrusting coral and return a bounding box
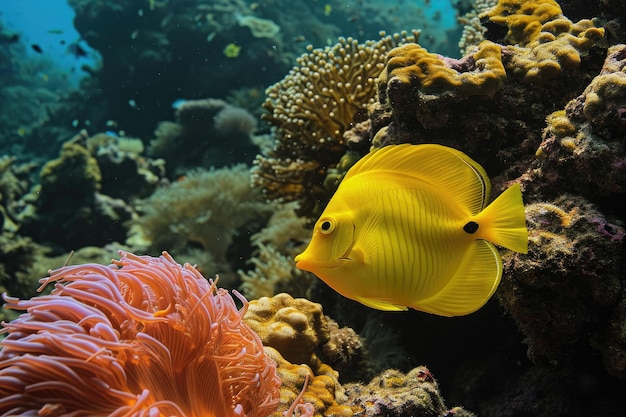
[0,251,281,416]
[534,44,626,197]
[379,40,506,97]
[481,0,605,84]
[342,367,475,417]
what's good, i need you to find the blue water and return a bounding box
[0,0,458,89]
[0,0,97,87]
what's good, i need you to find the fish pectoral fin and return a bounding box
[357,296,408,311]
[411,240,502,317]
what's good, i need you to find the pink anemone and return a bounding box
[0,251,281,417]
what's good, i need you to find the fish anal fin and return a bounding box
[411,240,502,317]
[357,296,408,311]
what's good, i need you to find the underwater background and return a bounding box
[1,0,626,416]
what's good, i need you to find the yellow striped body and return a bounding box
[295,144,528,316]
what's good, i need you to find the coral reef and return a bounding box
[499,195,624,371]
[254,31,420,218]
[267,0,625,413]
[239,202,312,300]
[150,98,259,177]
[19,131,133,252]
[0,251,281,416]
[3,0,626,415]
[343,367,475,417]
[129,164,273,281]
[482,0,605,84]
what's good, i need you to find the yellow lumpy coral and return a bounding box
[483,0,563,45]
[481,0,605,83]
[265,349,354,417]
[244,294,356,417]
[244,293,328,367]
[378,40,506,96]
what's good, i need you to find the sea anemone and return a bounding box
[0,251,281,417]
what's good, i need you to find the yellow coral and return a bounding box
[546,110,577,137]
[379,40,506,96]
[265,348,354,417]
[482,0,563,46]
[582,71,626,122]
[481,0,604,83]
[244,293,329,367]
[245,294,355,417]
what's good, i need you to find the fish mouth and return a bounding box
[294,255,344,271]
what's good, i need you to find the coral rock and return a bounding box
[244,293,329,367]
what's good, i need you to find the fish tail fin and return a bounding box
[477,183,528,254]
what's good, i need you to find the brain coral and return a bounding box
[244,293,329,367]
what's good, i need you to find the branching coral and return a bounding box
[0,251,281,416]
[239,202,312,300]
[253,30,420,217]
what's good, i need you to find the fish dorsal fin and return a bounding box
[411,240,502,317]
[345,144,491,215]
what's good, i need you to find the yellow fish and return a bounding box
[294,144,528,316]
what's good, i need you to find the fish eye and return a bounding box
[318,218,335,234]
